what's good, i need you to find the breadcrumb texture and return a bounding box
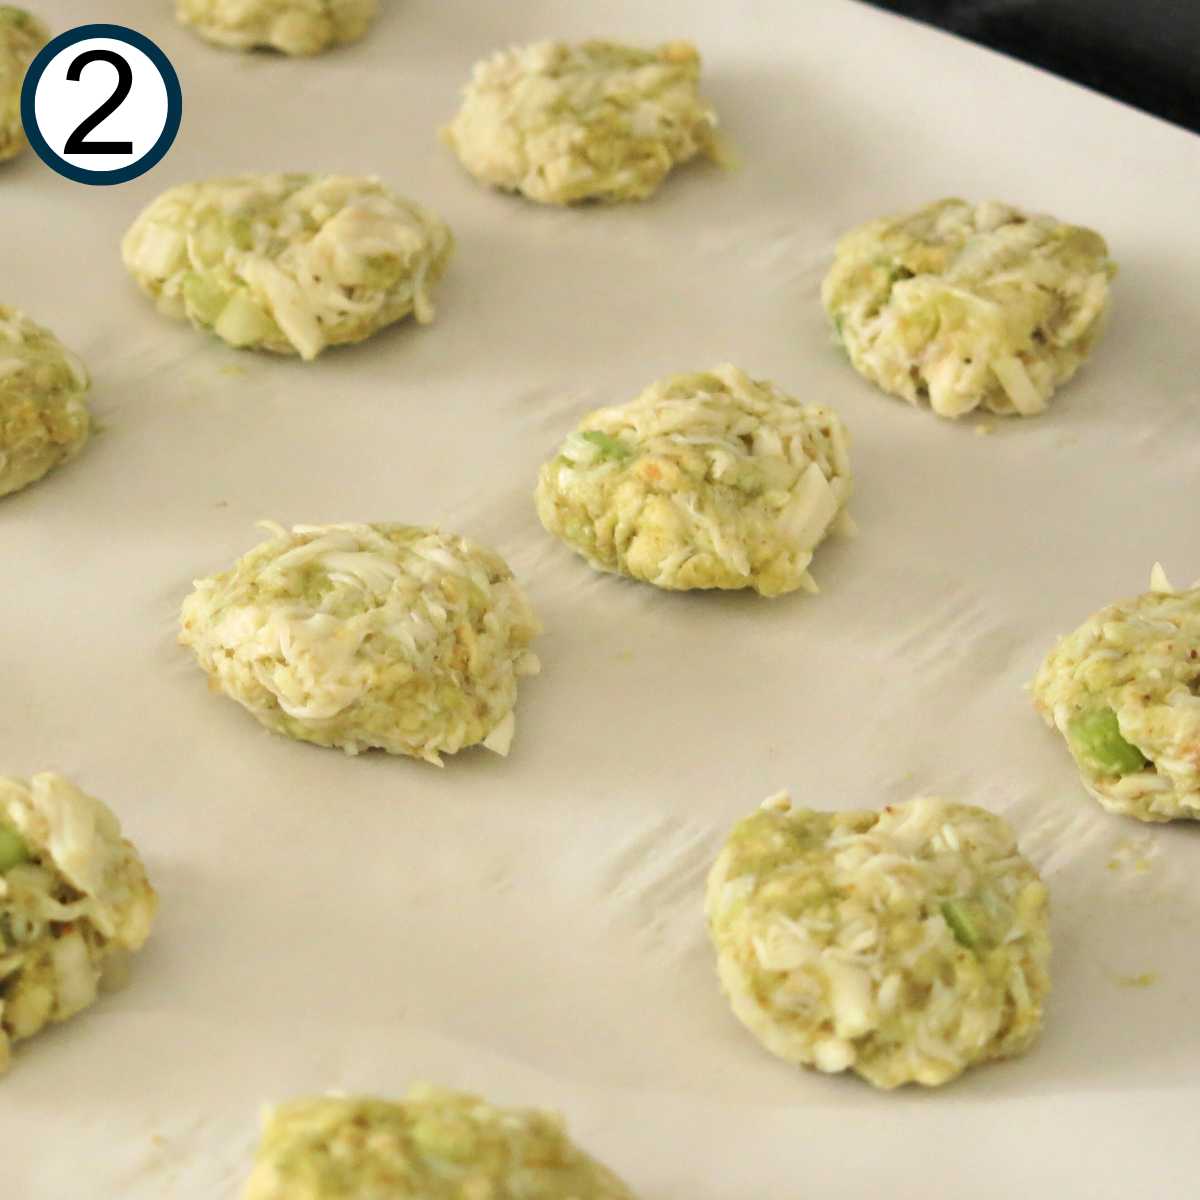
[0,305,90,499]
[0,7,47,161]
[121,174,453,361]
[535,364,853,596]
[444,39,721,205]
[176,0,378,56]
[242,1086,636,1200]
[0,773,156,1074]
[180,522,542,764]
[822,198,1114,418]
[706,793,1050,1089]
[1032,576,1200,822]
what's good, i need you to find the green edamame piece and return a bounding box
[0,822,30,872]
[579,430,633,462]
[1068,707,1148,776]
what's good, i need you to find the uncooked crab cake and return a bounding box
[180,522,542,764]
[176,0,378,56]
[821,198,1115,419]
[705,793,1051,1089]
[241,1085,636,1200]
[0,773,156,1074]
[121,174,453,361]
[443,39,721,205]
[0,306,90,499]
[0,7,49,162]
[535,364,853,597]
[1031,566,1200,823]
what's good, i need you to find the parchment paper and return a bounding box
[3,2,1200,1196]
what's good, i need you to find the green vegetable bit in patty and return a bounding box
[1068,708,1149,777]
[941,898,990,950]
[0,821,30,872]
[1030,572,1200,822]
[578,430,633,461]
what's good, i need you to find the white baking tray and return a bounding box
[4,2,1200,1196]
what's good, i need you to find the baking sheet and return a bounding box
[4,1,1200,1196]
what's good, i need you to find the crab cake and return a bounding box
[180,522,542,764]
[176,0,378,56]
[121,174,453,361]
[0,773,156,1074]
[821,198,1115,419]
[0,7,48,162]
[0,306,90,499]
[1032,567,1200,823]
[705,793,1050,1089]
[242,1085,636,1200]
[535,364,853,597]
[443,39,721,205]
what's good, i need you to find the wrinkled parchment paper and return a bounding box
[3,2,1200,1196]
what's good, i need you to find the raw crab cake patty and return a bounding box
[443,39,721,205]
[821,198,1115,419]
[0,306,90,499]
[535,364,853,597]
[1031,568,1200,823]
[242,1085,636,1200]
[0,7,49,162]
[180,522,542,764]
[121,174,453,361]
[176,0,378,56]
[705,793,1050,1089]
[0,773,156,1074]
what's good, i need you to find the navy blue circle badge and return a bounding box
[20,23,183,186]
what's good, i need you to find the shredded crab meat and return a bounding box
[822,198,1115,419]
[121,174,453,360]
[706,793,1051,1089]
[0,8,49,162]
[241,1085,636,1199]
[443,39,722,205]
[0,305,91,499]
[175,0,378,56]
[180,522,542,764]
[536,364,853,597]
[1032,566,1200,822]
[0,774,156,1074]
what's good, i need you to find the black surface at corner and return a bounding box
[865,0,1200,134]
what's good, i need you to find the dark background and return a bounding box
[865,0,1200,134]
